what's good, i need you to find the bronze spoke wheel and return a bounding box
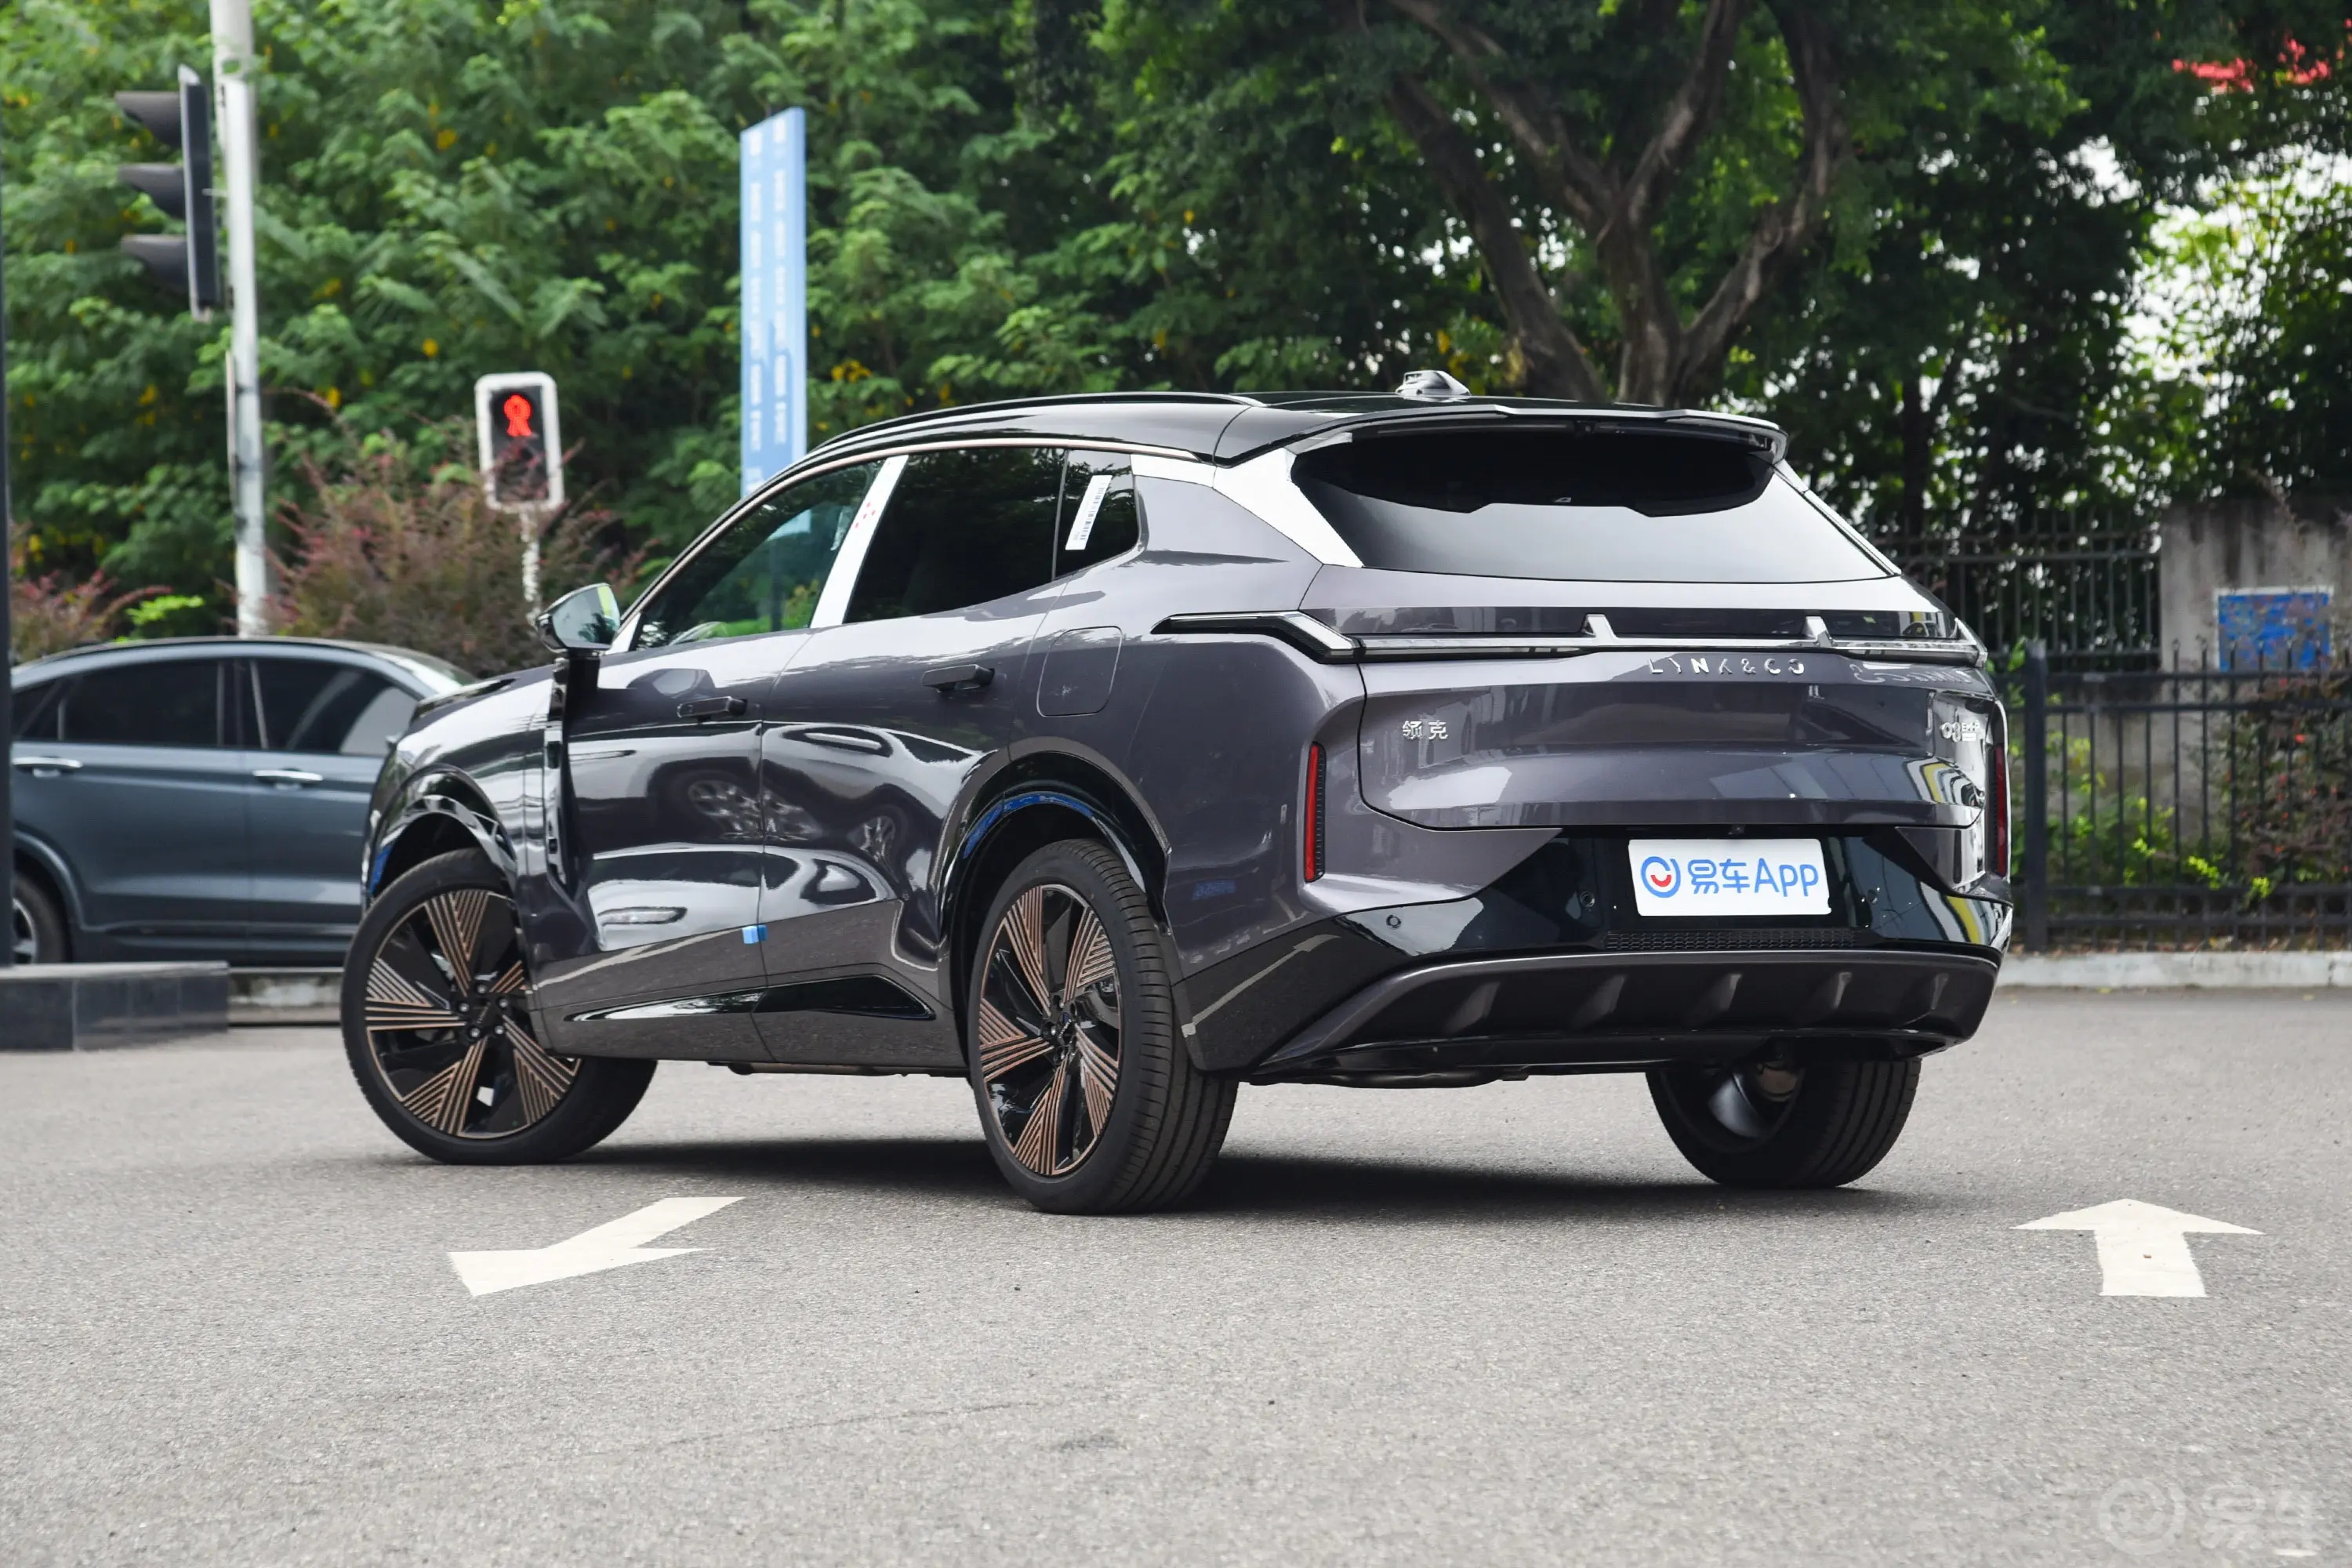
[361,886,573,1140]
[978,883,1123,1177]
[343,850,653,1164]
[964,840,1235,1213]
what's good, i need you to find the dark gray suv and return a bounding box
[345,387,2011,1212]
[11,637,464,966]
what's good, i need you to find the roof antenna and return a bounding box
[1396,368,1470,401]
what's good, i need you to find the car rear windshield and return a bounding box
[1291,428,1887,583]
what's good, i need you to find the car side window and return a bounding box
[60,659,224,747]
[845,446,1062,622]
[633,460,885,649]
[12,681,64,739]
[1055,450,1141,578]
[253,660,416,756]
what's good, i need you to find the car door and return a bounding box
[32,655,250,949]
[534,458,888,1058]
[241,653,423,960]
[753,443,1065,1066]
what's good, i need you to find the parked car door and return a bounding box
[753,443,1066,1067]
[24,654,251,948]
[534,459,888,1055]
[241,652,424,960]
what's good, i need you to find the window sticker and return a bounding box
[1065,473,1113,551]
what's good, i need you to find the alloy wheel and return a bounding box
[976,883,1122,1176]
[10,896,35,966]
[360,887,576,1138]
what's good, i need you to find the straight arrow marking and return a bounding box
[449,1196,746,1297]
[2017,1199,2259,1297]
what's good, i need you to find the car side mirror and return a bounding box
[536,583,619,655]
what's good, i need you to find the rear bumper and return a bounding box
[1248,946,1999,1081]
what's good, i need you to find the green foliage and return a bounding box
[5,0,2348,630]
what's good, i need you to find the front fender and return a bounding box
[365,776,519,901]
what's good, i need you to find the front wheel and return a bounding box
[1648,1055,1920,1188]
[966,840,1235,1214]
[342,850,653,1164]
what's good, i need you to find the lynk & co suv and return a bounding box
[343,378,2009,1213]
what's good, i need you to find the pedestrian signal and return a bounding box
[473,372,564,511]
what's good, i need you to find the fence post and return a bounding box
[2021,640,2051,950]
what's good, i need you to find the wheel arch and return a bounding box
[366,772,517,902]
[11,833,82,952]
[939,751,1169,1046]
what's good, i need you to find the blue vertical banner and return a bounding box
[739,107,808,495]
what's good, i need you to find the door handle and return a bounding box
[253,768,325,788]
[921,663,995,695]
[677,695,747,720]
[13,756,82,775]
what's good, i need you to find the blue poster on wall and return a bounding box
[2215,587,2332,670]
[740,107,808,495]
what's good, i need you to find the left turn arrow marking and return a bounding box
[449,1196,745,1296]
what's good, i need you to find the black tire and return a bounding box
[12,872,68,965]
[342,849,654,1164]
[1648,1055,1920,1188]
[965,839,1236,1214]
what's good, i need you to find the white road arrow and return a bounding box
[449,1196,745,1297]
[2017,1199,2259,1297]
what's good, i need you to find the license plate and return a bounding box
[1629,838,1831,917]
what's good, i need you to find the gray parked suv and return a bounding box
[345,386,2012,1212]
[11,637,465,966]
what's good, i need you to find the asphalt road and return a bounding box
[3,989,2348,1566]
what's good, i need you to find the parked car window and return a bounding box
[634,460,885,649]
[847,446,1062,621]
[60,659,223,747]
[254,660,416,755]
[1054,451,1141,578]
[1292,429,1887,584]
[12,681,64,739]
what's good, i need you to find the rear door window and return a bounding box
[253,660,416,755]
[847,446,1062,620]
[60,659,225,747]
[1292,429,1886,583]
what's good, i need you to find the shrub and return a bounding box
[270,428,623,679]
[9,535,165,662]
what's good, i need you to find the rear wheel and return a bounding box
[1648,1054,1919,1188]
[966,840,1235,1214]
[342,850,653,1164]
[13,873,68,965]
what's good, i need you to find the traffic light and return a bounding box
[114,66,220,318]
[474,372,565,510]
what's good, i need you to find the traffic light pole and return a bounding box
[2,115,17,967]
[212,0,267,636]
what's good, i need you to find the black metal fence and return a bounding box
[1872,519,2160,672]
[2013,641,2352,950]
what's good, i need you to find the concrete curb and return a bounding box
[2000,952,2352,989]
[231,968,342,1025]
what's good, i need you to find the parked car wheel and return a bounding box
[966,840,1236,1214]
[12,873,68,964]
[1648,1055,1920,1188]
[342,850,654,1164]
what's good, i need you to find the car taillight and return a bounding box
[1990,722,2012,879]
[1304,742,1326,881]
